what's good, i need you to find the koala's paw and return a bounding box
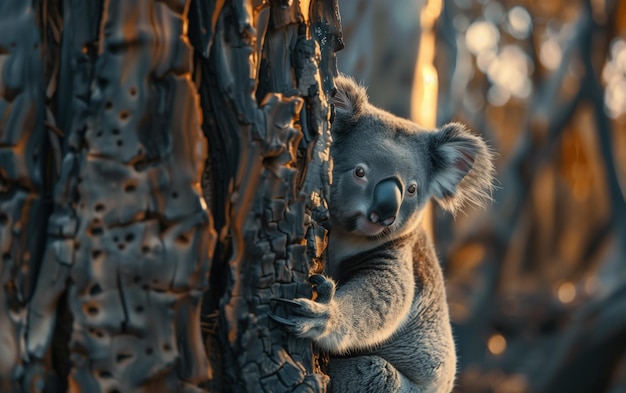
[270,275,336,339]
[308,274,335,303]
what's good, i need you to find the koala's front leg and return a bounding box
[272,262,415,353]
[271,275,336,340]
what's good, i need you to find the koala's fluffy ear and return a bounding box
[330,75,368,119]
[428,123,495,213]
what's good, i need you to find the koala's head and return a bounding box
[329,75,495,239]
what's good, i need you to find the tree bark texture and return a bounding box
[0,1,48,391]
[189,1,342,392]
[0,0,341,392]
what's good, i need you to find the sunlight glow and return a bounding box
[557,282,576,303]
[488,334,507,356]
[485,45,532,105]
[465,21,500,56]
[540,39,563,70]
[602,38,626,118]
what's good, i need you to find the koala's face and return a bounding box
[329,75,494,239]
[330,119,430,238]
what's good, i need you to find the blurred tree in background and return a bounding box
[339,0,626,392]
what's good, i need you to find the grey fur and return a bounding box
[274,75,495,392]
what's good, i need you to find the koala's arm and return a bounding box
[273,250,415,354]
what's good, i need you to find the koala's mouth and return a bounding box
[354,214,387,237]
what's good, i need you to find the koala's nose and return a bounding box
[369,178,402,226]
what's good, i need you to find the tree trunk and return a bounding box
[0,0,341,392]
[190,0,342,391]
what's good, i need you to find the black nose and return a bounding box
[369,178,402,226]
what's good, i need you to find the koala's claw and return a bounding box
[272,298,304,309]
[269,313,297,327]
[270,296,331,338]
[308,274,335,304]
[308,274,326,285]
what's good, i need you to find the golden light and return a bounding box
[487,333,507,356]
[540,38,563,70]
[603,38,626,118]
[465,21,499,56]
[557,282,576,303]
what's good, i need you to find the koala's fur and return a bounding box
[272,75,495,393]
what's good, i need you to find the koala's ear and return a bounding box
[330,74,368,119]
[428,122,495,213]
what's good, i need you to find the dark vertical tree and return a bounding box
[0,0,342,392]
[189,0,342,391]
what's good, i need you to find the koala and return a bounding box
[271,75,494,393]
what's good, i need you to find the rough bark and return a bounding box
[0,1,48,391]
[189,0,342,391]
[0,0,340,391]
[21,1,216,391]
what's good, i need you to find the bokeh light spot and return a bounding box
[540,39,563,70]
[465,21,500,56]
[488,333,507,356]
[557,282,576,303]
[508,6,532,39]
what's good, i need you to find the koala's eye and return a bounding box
[355,166,365,178]
[407,184,417,194]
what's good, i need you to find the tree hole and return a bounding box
[89,283,102,296]
[116,353,132,363]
